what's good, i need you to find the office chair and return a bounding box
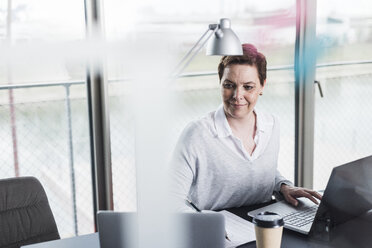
[0,177,60,248]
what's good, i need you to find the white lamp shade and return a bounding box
[206,18,243,56]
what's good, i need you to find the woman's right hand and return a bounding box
[280,184,322,207]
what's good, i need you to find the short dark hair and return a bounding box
[218,44,267,86]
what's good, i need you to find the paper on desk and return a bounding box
[220,210,256,248]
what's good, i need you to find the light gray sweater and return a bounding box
[171,109,292,211]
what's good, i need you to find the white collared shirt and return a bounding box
[214,104,271,161]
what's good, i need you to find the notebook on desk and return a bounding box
[248,155,372,240]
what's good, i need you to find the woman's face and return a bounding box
[220,64,265,119]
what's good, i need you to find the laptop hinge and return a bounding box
[309,212,332,241]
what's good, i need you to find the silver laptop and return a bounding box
[97,211,225,248]
[248,155,372,237]
[97,211,138,248]
[249,195,320,234]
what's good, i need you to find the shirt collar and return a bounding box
[214,104,268,138]
[255,110,266,133]
[214,104,232,138]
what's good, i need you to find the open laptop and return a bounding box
[97,211,225,248]
[248,155,372,239]
[97,211,138,248]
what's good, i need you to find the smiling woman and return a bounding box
[171,43,322,211]
[218,44,267,156]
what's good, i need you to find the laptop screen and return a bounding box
[311,155,372,239]
[322,155,372,224]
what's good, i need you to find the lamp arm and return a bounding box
[173,28,210,73]
[172,25,219,77]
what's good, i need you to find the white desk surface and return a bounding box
[21,233,100,248]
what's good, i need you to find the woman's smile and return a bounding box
[230,103,248,108]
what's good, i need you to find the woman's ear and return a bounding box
[259,80,266,95]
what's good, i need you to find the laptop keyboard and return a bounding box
[282,205,318,227]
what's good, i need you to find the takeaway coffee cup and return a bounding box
[252,211,284,248]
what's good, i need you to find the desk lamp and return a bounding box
[173,18,243,77]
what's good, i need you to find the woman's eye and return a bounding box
[244,85,253,90]
[223,83,234,89]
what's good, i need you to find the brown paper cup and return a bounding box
[254,225,283,248]
[253,212,284,248]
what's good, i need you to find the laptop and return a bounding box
[97,211,225,248]
[248,155,372,239]
[97,211,138,248]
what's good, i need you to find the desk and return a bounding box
[25,204,371,248]
[225,203,372,248]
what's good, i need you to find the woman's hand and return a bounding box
[280,184,322,207]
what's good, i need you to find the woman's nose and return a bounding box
[233,87,243,100]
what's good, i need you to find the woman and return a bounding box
[171,44,322,211]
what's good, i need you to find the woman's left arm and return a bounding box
[280,184,323,207]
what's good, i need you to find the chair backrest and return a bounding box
[0,177,60,248]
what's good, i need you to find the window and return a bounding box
[314,0,372,189]
[0,0,93,237]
